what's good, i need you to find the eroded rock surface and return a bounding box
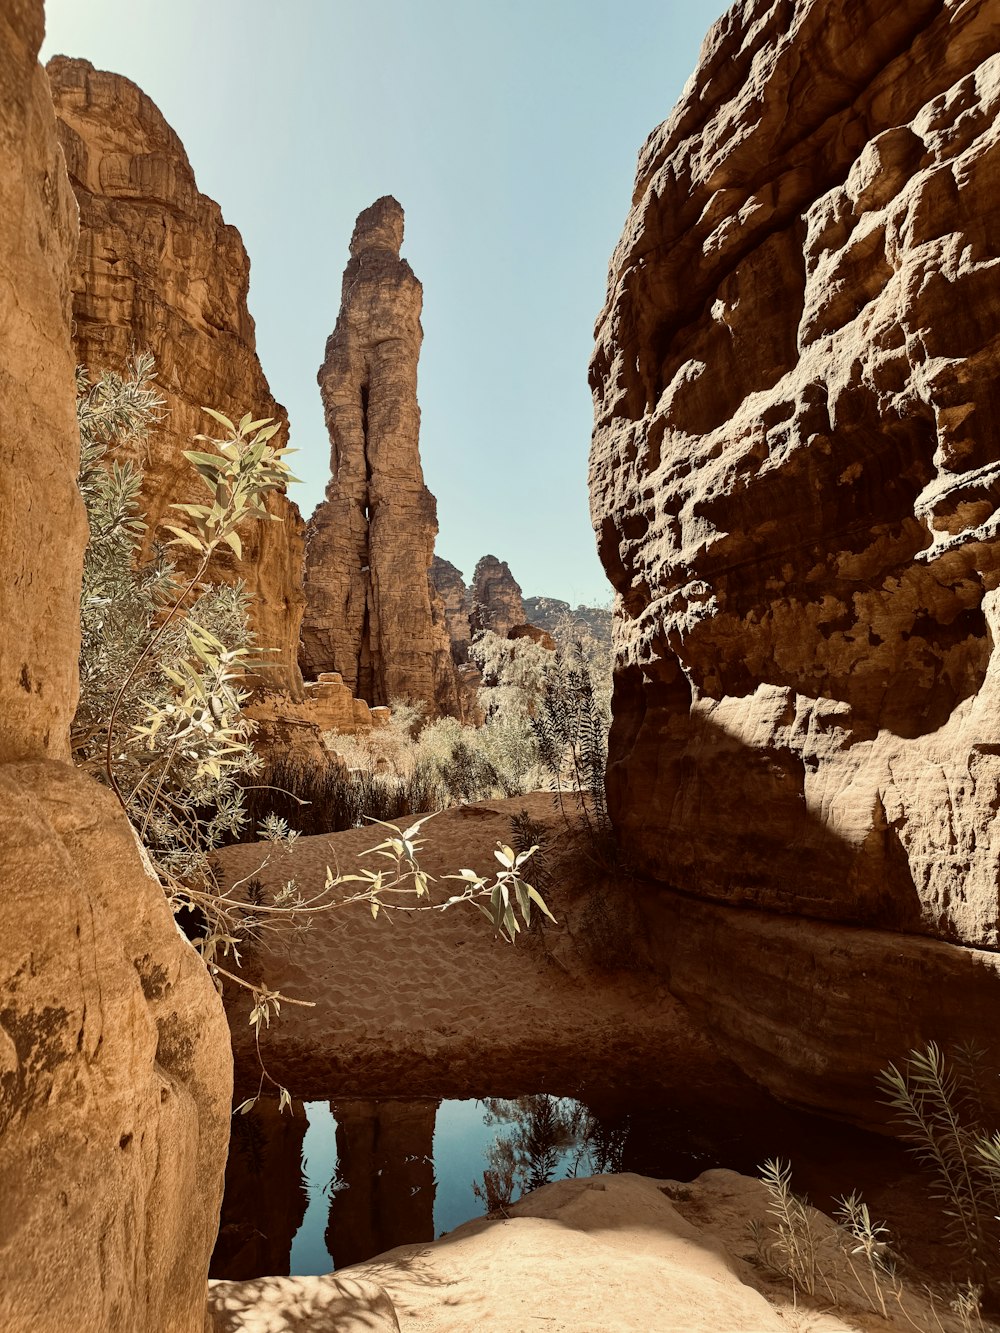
[0,5,83,765]
[590,0,1000,947]
[429,556,472,663]
[0,15,231,1329]
[301,197,458,716]
[469,554,525,637]
[47,56,305,696]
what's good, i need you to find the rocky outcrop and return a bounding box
[47,56,305,697]
[301,197,458,717]
[469,555,525,638]
[0,13,231,1329]
[523,596,612,647]
[590,0,1000,948]
[245,678,389,763]
[429,556,473,663]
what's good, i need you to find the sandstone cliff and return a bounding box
[0,13,231,1329]
[589,0,1000,1122]
[300,197,459,716]
[47,56,305,697]
[591,0,1000,949]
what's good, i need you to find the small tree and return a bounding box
[74,357,552,1114]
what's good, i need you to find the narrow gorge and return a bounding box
[3,0,1000,1330]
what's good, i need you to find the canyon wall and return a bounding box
[300,197,459,716]
[47,56,305,697]
[590,0,1000,1117]
[591,0,1000,948]
[0,12,231,1328]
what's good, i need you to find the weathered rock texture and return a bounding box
[301,197,458,716]
[429,556,472,663]
[0,14,231,1329]
[590,0,1000,948]
[47,56,305,697]
[0,6,83,765]
[245,676,389,763]
[469,554,525,637]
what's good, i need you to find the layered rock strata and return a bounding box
[47,56,305,696]
[0,10,231,1330]
[590,0,1000,948]
[301,197,458,716]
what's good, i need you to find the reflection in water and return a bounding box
[325,1099,438,1268]
[474,1096,627,1211]
[211,1097,308,1279]
[212,1088,921,1280]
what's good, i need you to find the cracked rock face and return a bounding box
[47,56,305,697]
[590,0,1000,946]
[301,197,459,715]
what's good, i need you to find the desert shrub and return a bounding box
[880,1042,1000,1287]
[240,753,441,837]
[73,359,554,1116]
[73,357,269,889]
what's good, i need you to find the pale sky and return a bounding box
[42,0,730,606]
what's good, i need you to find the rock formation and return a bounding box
[301,197,459,717]
[47,56,305,697]
[0,10,231,1330]
[591,0,1000,949]
[429,556,473,663]
[468,555,525,637]
[523,596,612,647]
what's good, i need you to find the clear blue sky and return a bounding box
[42,0,730,606]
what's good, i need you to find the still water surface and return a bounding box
[212,1088,918,1281]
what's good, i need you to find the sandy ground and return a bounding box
[209,1169,980,1332]
[214,793,728,1101]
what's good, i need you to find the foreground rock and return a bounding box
[1,11,232,1331]
[300,197,458,716]
[590,0,1000,947]
[48,56,305,696]
[211,1171,966,1332]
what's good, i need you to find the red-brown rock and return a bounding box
[47,56,305,696]
[300,198,459,717]
[469,555,525,638]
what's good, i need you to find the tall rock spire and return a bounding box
[301,197,459,714]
